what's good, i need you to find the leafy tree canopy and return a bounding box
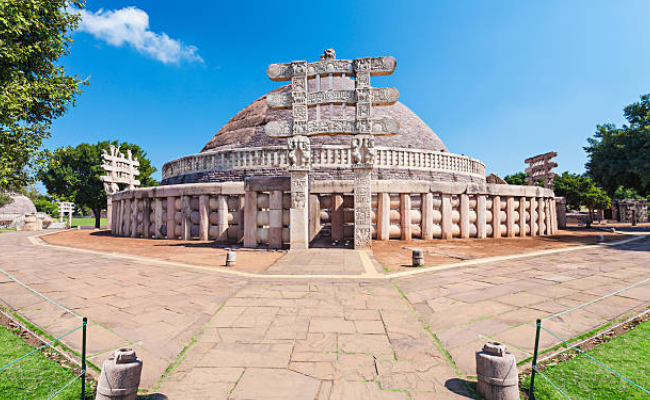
[585,94,650,197]
[504,172,528,186]
[612,186,648,201]
[553,172,611,215]
[0,0,86,191]
[39,141,158,228]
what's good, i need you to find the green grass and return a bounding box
[523,321,650,399]
[0,324,82,399]
[70,217,106,228]
[0,228,16,234]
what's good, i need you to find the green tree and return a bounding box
[504,172,529,186]
[0,0,86,191]
[23,187,58,216]
[585,94,650,197]
[553,172,611,223]
[39,141,158,228]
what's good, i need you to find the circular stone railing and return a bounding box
[162,145,486,182]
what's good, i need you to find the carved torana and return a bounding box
[525,151,558,189]
[264,49,400,249]
[100,144,141,231]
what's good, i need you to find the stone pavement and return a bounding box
[263,248,381,276]
[0,232,246,387]
[395,236,650,376]
[0,231,648,399]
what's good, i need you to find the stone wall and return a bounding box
[111,180,557,248]
[612,199,648,224]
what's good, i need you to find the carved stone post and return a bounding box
[290,166,310,249]
[352,58,375,249]
[353,165,372,248]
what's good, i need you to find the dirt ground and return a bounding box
[43,228,631,275]
[372,228,629,272]
[42,230,285,273]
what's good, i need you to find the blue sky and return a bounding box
[49,0,650,183]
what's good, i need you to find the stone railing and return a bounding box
[162,146,486,181]
[110,180,557,248]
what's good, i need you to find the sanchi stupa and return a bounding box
[108,50,557,249]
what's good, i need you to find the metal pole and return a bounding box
[81,317,87,399]
[530,318,542,400]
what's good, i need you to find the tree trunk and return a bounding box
[95,208,102,229]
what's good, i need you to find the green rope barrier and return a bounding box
[0,323,83,372]
[538,323,650,394]
[0,266,81,319]
[543,276,649,321]
[46,371,84,400]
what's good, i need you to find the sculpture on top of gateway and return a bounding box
[264,49,400,249]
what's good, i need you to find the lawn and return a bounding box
[71,217,106,228]
[0,324,82,400]
[524,320,649,399]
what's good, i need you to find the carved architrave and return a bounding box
[267,56,397,81]
[265,118,399,138]
[267,87,399,108]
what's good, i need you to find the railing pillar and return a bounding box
[476,195,487,239]
[198,195,210,241]
[244,191,258,248]
[422,192,434,240]
[492,195,501,238]
[441,194,453,240]
[506,196,515,238]
[519,197,527,237]
[460,194,470,239]
[400,193,412,240]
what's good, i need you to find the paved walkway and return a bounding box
[0,231,648,399]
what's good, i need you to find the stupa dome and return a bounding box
[162,76,485,184]
[0,193,37,215]
[202,77,448,153]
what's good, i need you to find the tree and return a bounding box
[503,172,545,186]
[39,141,158,228]
[553,172,611,223]
[585,94,650,197]
[22,187,58,216]
[0,0,86,191]
[504,172,528,186]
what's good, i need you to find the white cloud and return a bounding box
[77,7,203,64]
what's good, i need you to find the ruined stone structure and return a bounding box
[610,199,648,224]
[109,50,558,248]
[101,145,141,230]
[525,151,558,188]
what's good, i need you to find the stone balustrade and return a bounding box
[110,180,556,248]
[161,146,486,182]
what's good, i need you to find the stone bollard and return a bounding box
[96,348,143,400]
[225,250,236,267]
[476,341,519,400]
[412,249,424,267]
